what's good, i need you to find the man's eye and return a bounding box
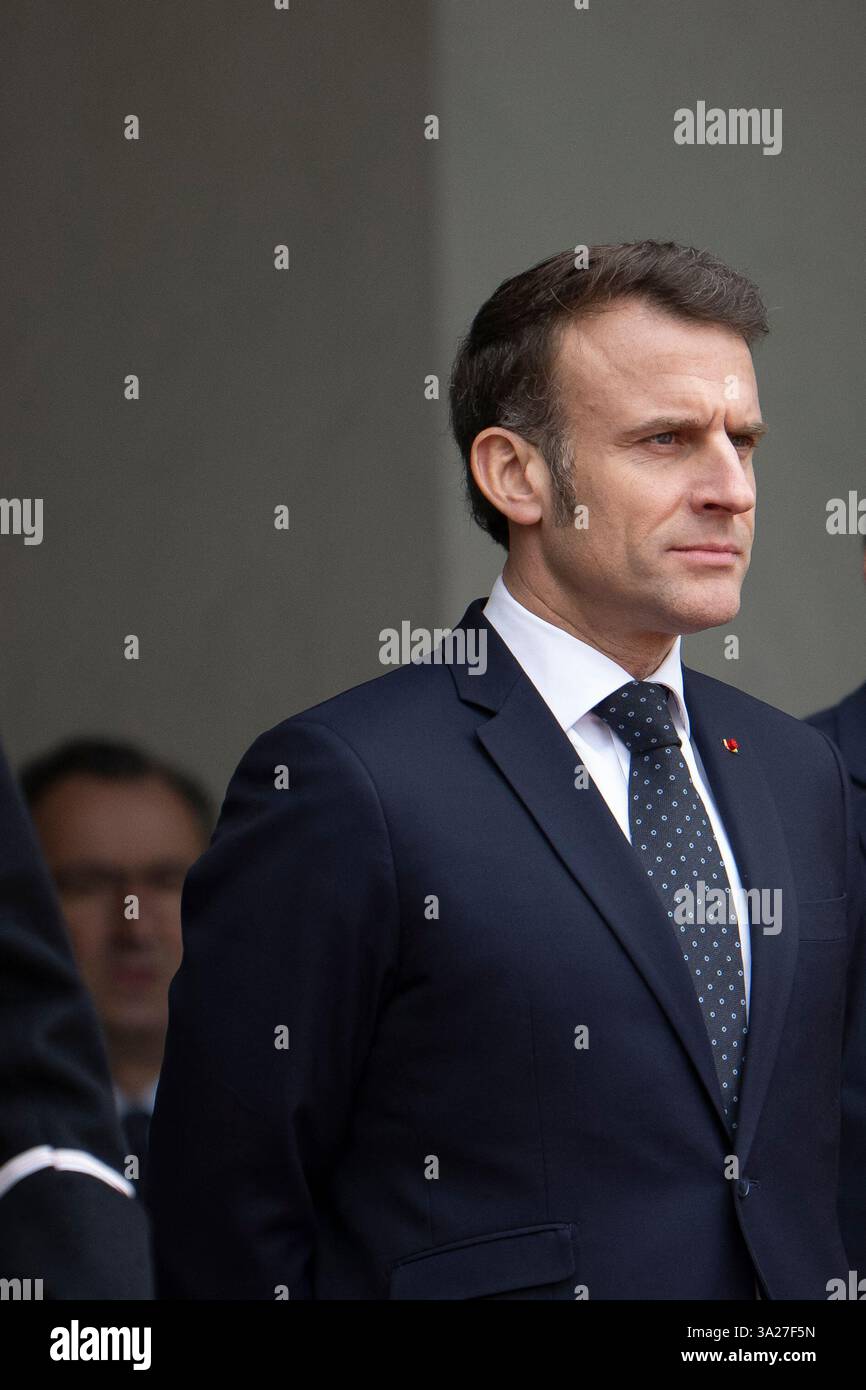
[644,431,757,450]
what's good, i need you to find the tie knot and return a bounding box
[592,680,681,755]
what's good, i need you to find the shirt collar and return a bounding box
[114,1077,159,1119]
[483,572,690,737]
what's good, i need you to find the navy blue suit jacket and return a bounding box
[148,600,866,1299]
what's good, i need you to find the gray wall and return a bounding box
[2,0,863,803]
[1,0,441,799]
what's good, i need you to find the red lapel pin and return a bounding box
[722,738,740,753]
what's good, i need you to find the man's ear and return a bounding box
[470,427,545,534]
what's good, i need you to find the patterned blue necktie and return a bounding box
[592,680,749,1132]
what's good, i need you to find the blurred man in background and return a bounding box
[0,737,152,1298]
[20,739,212,1196]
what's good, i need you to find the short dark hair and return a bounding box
[448,240,770,550]
[20,737,214,841]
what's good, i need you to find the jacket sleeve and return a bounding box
[147,717,401,1299]
[0,739,153,1299]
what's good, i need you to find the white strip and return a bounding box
[0,1145,136,1201]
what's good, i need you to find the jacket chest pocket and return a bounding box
[796,894,847,942]
[387,1222,578,1300]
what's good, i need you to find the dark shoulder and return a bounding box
[250,657,456,760]
[805,679,866,736]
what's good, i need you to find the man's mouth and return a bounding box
[669,543,742,565]
[111,962,159,985]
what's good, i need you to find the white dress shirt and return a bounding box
[483,572,752,1018]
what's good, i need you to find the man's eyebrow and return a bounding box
[622,416,769,439]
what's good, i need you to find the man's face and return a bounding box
[31,774,206,1042]
[540,297,762,638]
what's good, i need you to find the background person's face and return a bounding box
[32,774,205,1042]
[539,297,762,640]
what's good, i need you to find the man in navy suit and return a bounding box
[148,241,866,1300]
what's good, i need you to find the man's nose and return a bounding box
[109,881,160,940]
[696,438,756,514]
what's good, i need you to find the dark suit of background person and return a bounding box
[806,543,866,859]
[809,682,866,857]
[147,593,866,1300]
[805,544,866,1269]
[0,741,153,1298]
[807,677,866,1272]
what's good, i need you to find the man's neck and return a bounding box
[501,561,677,681]
[107,1040,163,1103]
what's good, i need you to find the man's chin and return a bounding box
[106,1006,167,1036]
[653,577,743,635]
[674,594,742,635]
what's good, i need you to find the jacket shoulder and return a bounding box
[248,658,454,759]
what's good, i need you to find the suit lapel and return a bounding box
[450,598,799,1163]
